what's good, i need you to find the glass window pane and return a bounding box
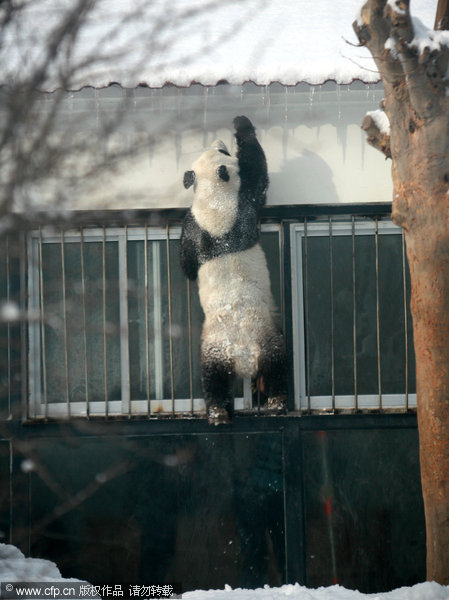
[41,238,121,404]
[303,227,415,399]
[303,235,333,396]
[260,230,282,314]
[0,238,9,409]
[377,234,415,395]
[127,238,204,402]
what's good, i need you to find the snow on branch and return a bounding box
[353,0,404,86]
[362,109,391,158]
[354,0,449,122]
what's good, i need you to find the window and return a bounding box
[27,224,282,419]
[291,218,416,412]
[0,235,21,416]
[25,213,416,419]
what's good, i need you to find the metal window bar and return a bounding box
[352,217,358,411]
[329,217,335,411]
[20,234,28,421]
[5,236,11,415]
[80,228,90,418]
[60,231,71,418]
[0,234,26,419]
[144,224,151,416]
[102,227,109,418]
[38,228,49,420]
[375,218,382,410]
[165,224,175,415]
[402,229,409,412]
[151,241,164,405]
[303,218,311,411]
[187,278,194,415]
[255,221,262,415]
[120,225,131,417]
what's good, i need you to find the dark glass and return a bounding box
[303,231,415,397]
[41,239,121,403]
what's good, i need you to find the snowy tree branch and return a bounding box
[361,110,391,158]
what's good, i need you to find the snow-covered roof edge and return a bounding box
[1,0,438,93]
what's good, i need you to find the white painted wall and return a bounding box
[25,82,393,211]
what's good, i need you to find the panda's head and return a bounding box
[183,139,240,237]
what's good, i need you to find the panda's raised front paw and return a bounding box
[207,404,232,426]
[233,115,255,138]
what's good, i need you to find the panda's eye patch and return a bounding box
[218,149,231,156]
[183,170,195,189]
[217,165,230,182]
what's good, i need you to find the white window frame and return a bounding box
[28,225,283,419]
[291,219,417,412]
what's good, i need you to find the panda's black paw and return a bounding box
[207,405,232,426]
[264,396,288,415]
[233,115,255,138]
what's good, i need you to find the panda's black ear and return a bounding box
[183,170,195,189]
[217,165,230,182]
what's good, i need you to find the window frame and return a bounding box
[27,224,282,419]
[290,218,417,413]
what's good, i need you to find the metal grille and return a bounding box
[0,209,417,420]
[291,217,416,413]
[0,234,23,419]
[26,224,282,419]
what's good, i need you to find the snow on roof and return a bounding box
[1,0,439,90]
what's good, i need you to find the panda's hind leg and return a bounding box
[258,332,288,414]
[201,349,235,426]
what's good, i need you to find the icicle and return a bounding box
[202,86,209,148]
[308,85,315,109]
[203,86,209,129]
[361,126,366,170]
[175,130,182,170]
[337,122,348,164]
[148,135,154,168]
[265,84,271,122]
[282,123,289,163]
[284,86,289,123]
[336,84,342,121]
[177,87,182,117]
[94,88,100,127]
[68,91,74,115]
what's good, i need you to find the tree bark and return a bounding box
[354,0,449,584]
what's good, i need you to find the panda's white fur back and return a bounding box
[191,143,240,237]
[198,243,279,377]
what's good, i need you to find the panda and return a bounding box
[180,116,287,425]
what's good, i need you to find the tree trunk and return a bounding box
[354,0,449,584]
[406,216,449,584]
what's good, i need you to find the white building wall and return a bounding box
[25,82,393,211]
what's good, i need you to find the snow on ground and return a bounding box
[0,0,440,90]
[0,543,76,583]
[184,582,449,600]
[1,544,449,600]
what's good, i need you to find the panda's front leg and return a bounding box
[201,346,235,425]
